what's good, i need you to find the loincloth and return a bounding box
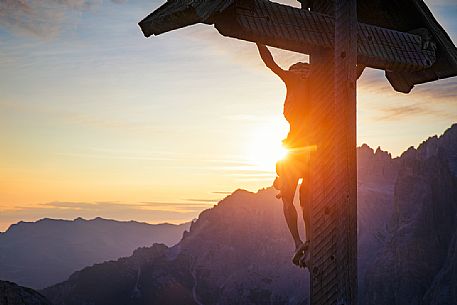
[273,149,310,194]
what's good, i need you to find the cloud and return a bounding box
[378,105,430,120]
[413,79,457,101]
[0,99,164,134]
[184,198,220,203]
[0,0,128,38]
[140,201,214,209]
[360,70,457,121]
[0,200,208,231]
[36,200,211,213]
[358,70,391,93]
[377,103,456,121]
[359,70,457,102]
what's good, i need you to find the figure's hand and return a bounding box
[256,43,287,81]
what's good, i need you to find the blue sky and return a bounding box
[0,0,456,230]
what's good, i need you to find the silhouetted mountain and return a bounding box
[362,124,457,305]
[43,188,305,305]
[0,281,52,305]
[42,124,457,305]
[0,218,190,289]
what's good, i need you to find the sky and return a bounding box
[1,0,456,231]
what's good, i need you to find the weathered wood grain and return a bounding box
[214,0,435,72]
[139,0,457,93]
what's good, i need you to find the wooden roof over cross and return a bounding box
[139,0,457,93]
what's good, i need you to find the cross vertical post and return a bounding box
[307,0,337,302]
[334,0,358,304]
[308,0,357,304]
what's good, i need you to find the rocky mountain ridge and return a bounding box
[362,124,457,305]
[0,217,190,289]
[0,281,52,305]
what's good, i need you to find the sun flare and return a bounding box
[246,122,289,171]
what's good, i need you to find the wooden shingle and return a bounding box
[139,0,456,93]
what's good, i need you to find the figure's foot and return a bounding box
[292,241,309,266]
[299,243,311,269]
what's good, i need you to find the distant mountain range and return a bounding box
[0,218,190,289]
[40,125,457,305]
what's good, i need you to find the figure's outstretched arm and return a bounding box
[256,43,288,81]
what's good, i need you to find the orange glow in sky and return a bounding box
[0,0,456,231]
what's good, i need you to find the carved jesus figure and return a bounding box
[256,43,312,268]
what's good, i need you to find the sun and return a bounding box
[246,123,289,171]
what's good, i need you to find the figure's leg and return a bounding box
[276,159,302,248]
[298,157,311,268]
[281,179,302,249]
[277,157,309,266]
[282,179,310,267]
[299,169,311,243]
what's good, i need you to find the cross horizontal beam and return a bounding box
[140,0,457,92]
[214,0,436,72]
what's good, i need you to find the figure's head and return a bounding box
[288,62,310,78]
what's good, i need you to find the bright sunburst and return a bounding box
[246,122,289,171]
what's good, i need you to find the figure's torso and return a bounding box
[283,72,311,148]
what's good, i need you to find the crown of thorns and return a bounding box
[289,62,310,72]
[289,62,311,74]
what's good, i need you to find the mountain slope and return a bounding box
[43,124,457,305]
[362,124,457,305]
[0,281,52,305]
[43,188,308,305]
[0,218,190,289]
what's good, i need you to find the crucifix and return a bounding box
[138,1,457,304]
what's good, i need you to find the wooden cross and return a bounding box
[139,1,457,304]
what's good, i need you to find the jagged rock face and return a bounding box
[42,124,457,305]
[42,244,198,305]
[177,189,309,305]
[0,281,52,305]
[357,144,400,292]
[416,124,457,174]
[0,218,190,289]
[422,231,457,305]
[362,125,457,305]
